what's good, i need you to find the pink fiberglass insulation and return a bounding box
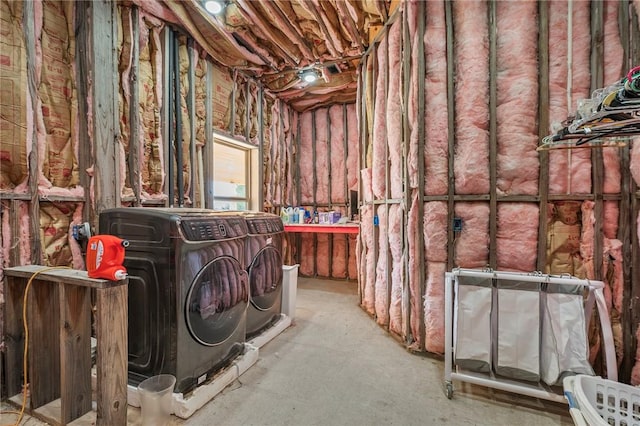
[284,107,293,205]
[406,0,419,190]
[423,202,448,354]
[316,234,330,277]
[424,202,447,263]
[496,203,539,272]
[603,238,623,313]
[496,0,539,196]
[329,105,346,204]
[548,0,592,195]
[361,204,376,315]
[346,104,359,192]
[299,233,314,276]
[454,202,490,268]
[604,201,619,240]
[332,234,348,278]
[603,149,621,194]
[371,36,388,200]
[374,204,389,325]
[315,110,330,204]
[348,236,357,279]
[631,138,640,186]
[361,168,373,202]
[424,0,449,196]
[270,103,281,207]
[18,201,31,264]
[580,200,595,280]
[602,0,623,194]
[407,193,422,348]
[299,111,314,204]
[424,262,446,354]
[388,204,404,336]
[387,20,403,200]
[453,0,489,195]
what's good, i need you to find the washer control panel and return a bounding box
[181,218,247,241]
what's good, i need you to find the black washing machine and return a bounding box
[237,212,284,338]
[99,208,249,393]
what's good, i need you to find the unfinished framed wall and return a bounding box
[289,104,360,280]
[0,0,295,352]
[356,0,640,382]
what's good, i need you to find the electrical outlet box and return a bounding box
[453,217,463,232]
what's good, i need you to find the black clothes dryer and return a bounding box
[99,208,249,393]
[237,212,285,338]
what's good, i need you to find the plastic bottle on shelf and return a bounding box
[313,210,319,224]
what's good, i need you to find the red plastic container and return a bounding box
[86,235,129,281]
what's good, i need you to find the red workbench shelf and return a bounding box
[284,223,360,234]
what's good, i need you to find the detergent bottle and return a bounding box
[86,235,129,281]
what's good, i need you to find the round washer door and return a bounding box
[248,245,283,311]
[185,256,248,346]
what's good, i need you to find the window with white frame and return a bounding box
[212,136,258,211]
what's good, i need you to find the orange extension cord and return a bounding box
[1,267,69,426]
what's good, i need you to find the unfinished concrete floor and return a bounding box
[175,277,572,426]
[6,277,573,425]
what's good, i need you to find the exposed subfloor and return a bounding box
[5,277,573,425]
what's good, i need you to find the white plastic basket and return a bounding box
[563,375,640,426]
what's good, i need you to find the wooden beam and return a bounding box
[445,0,456,272]
[590,0,604,283]
[76,1,94,219]
[383,31,392,330]
[312,110,318,276]
[129,6,141,206]
[537,0,550,272]
[368,24,383,46]
[164,28,173,207]
[416,0,427,351]
[488,0,498,270]
[24,0,41,262]
[621,0,640,383]
[204,61,214,208]
[92,0,120,211]
[188,39,197,208]
[402,2,412,344]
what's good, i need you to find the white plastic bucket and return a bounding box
[138,374,176,426]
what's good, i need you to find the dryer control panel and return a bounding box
[246,218,284,235]
[181,218,247,241]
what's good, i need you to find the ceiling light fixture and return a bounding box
[299,68,320,84]
[203,0,225,15]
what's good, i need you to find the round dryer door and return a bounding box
[185,256,249,346]
[248,246,283,311]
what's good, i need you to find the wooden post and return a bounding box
[28,280,61,408]
[59,284,92,423]
[95,285,128,425]
[92,0,120,211]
